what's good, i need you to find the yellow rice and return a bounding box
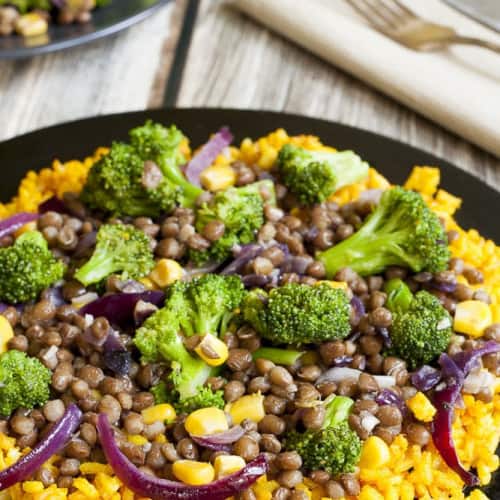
[0,129,498,499]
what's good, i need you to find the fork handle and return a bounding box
[447,35,500,54]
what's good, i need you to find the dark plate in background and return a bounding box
[0,0,170,60]
[0,108,498,495]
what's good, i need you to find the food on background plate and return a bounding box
[0,123,498,499]
[0,1,111,38]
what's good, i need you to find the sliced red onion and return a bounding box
[242,274,272,288]
[38,196,70,215]
[191,426,245,451]
[220,244,263,275]
[0,213,39,240]
[79,291,165,328]
[411,365,441,392]
[350,296,365,323]
[452,340,500,373]
[359,411,380,433]
[358,189,383,204]
[97,413,267,499]
[317,367,396,389]
[0,304,7,314]
[103,330,131,376]
[183,261,221,278]
[463,369,494,395]
[377,326,392,348]
[429,280,457,293]
[0,404,81,491]
[280,256,312,275]
[332,356,354,367]
[375,389,407,415]
[44,286,66,307]
[185,127,233,187]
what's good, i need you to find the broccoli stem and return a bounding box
[327,151,371,191]
[162,162,203,206]
[75,253,116,285]
[252,347,304,366]
[324,396,354,428]
[384,279,413,312]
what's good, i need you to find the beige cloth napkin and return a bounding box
[230,0,500,158]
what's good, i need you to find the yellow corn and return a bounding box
[194,333,229,366]
[184,407,228,436]
[200,165,236,191]
[15,13,48,37]
[22,481,44,493]
[72,478,99,499]
[0,316,14,354]
[127,434,148,446]
[149,259,184,288]
[226,393,265,425]
[358,485,385,500]
[406,392,436,423]
[139,277,158,290]
[79,462,113,475]
[315,280,348,290]
[454,300,492,337]
[141,403,176,425]
[172,460,215,485]
[359,436,391,469]
[155,433,167,444]
[214,454,246,478]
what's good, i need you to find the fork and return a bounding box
[346,0,500,53]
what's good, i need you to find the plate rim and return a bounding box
[0,0,171,60]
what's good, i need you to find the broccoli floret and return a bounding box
[135,274,246,403]
[317,187,450,277]
[285,396,361,475]
[151,381,224,414]
[384,279,452,369]
[75,224,154,286]
[277,144,369,205]
[0,231,65,304]
[242,283,351,344]
[80,121,202,217]
[0,350,51,417]
[189,180,275,265]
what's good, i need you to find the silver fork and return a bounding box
[346,0,500,53]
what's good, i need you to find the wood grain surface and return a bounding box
[1,0,499,190]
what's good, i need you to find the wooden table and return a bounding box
[1,0,499,188]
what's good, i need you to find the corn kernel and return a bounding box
[200,165,236,191]
[214,454,246,478]
[15,13,48,37]
[185,407,228,436]
[359,436,391,469]
[0,316,14,354]
[406,392,436,422]
[315,280,348,290]
[127,434,148,446]
[73,477,99,498]
[22,481,44,493]
[454,300,492,337]
[358,485,384,500]
[79,462,113,475]
[195,333,229,366]
[226,393,265,425]
[142,404,176,425]
[139,277,157,290]
[149,259,184,288]
[172,460,215,485]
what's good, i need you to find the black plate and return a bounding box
[0,109,498,496]
[0,0,170,60]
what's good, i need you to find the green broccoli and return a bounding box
[0,231,65,304]
[80,121,202,217]
[252,347,305,366]
[134,274,246,404]
[317,186,450,277]
[384,278,453,369]
[277,144,369,205]
[285,396,361,475]
[75,224,154,286]
[151,381,224,415]
[0,350,51,417]
[242,283,351,345]
[0,1,50,13]
[189,180,275,265]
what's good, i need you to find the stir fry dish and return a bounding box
[0,123,498,500]
[0,1,110,38]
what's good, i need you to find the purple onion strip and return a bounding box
[191,426,245,451]
[0,213,39,240]
[97,414,268,500]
